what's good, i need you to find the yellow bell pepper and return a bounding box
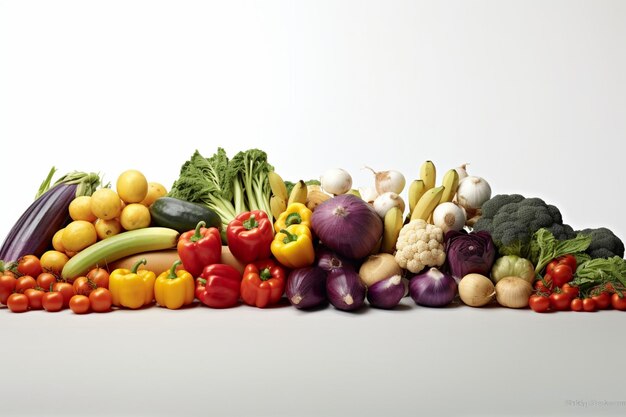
[270,224,315,269]
[109,258,156,309]
[274,203,312,234]
[154,260,195,310]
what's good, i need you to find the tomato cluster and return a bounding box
[1,256,112,314]
[529,255,626,313]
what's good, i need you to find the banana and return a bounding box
[270,195,287,219]
[61,227,180,280]
[381,206,404,254]
[420,160,436,190]
[287,180,308,205]
[407,179,426,217]
[440,169,460,203]
[411,185,445,222]
[268,171,289,202]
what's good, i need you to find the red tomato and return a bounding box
[551,264,573,288]
[15,275,37,293]
[88,288,112,313]
[73,277,96,296]
[611,293,626,311]
[0,273,17,304]
[549,292,571,311]
[24,288,45,310]
[69,295,90,314]
[529,294,550,313]
[86,267,109,289]
[556,254,577,272]
[7,293,29,312]
[546,260,559,275]
[36,272,57,291]
[52,282,75,308]
[17,255,43,278]
[534,280,552,294]
[42,291,64,312]
[570,298,583,312]
[592,292,611,310]
[582,298,597,312]
[561,283,579,300]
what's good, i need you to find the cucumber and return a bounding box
[150,197,222,233]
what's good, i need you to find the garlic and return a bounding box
[456,176,491,210]
[432,202,466,233]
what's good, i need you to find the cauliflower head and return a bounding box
[395,219,446,273]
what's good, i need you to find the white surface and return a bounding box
[1,1,625,416]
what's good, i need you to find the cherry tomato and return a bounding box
[591,292,611,310]
[42,291,63,312]
[551,264,573,288]
[73,276,96,296]
[17,255,43,278]
[549,292,570,311]
[534,280,552,294]
[24,288,45,310]
[88,288,112,312]
[556,255,577,272]
[36,272,57,291]
[69,295,90,314]
[582,298,597,312]
[611,293,626,311]
[7,293,29,313]
[86,267,110,289]
[529,294,550,313]
[15,275,37,293]
[52,282,75,308]
[561,283,579,300]
[570,298,583,312]
[0,273,17,304]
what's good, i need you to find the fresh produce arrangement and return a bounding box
[1,148,625,315]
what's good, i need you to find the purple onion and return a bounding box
[409,267,457,307]
[366,275,405,309]
[326,268,366,311]
[316,245,356,272]
[286,267,328,310]
[311,194,383,260]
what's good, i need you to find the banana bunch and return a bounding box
[407,161,461,223]
[268,172,309,219]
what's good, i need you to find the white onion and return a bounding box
[456,176,492,210]
[458,273,495,307]
[372,192,405,218]
[365,167,406,195]
[321,168,352,195]
[432,202,466,233]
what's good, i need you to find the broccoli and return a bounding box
[473,194,575,258]
[576,227,625,259]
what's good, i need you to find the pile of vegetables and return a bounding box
[1,150,625,315]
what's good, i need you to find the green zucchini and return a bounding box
[150,197,222,233]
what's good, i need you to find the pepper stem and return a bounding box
[131,258,147,274]
[285,212,302,226]
[280,229,298,244]
[168,260,182,279]
[260,268,272,281]
[243,214,258,230]
[191,221,207,242]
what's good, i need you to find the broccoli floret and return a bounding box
[577,227,625,259]
[473,194,575,258]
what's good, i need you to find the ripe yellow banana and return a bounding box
[420,160,436,190]
[270,195,287,219]
[407,179,426,217]
[411,185,445,222]
[381,206,404,254]
[440,169,460,203]
[288,180,308,205]
[268,171,289,202]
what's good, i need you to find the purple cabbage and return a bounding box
[444,230,496,280]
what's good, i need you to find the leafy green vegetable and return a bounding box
[229,149,274,218]
[573,257,626,294]
[528,228,592,274]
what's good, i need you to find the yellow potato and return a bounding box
[91,188,122,220]
[69,196,97,222]
[140,182,168,207]
[62,220,98,252]
[117,169,148,203]
[120,203,151,230]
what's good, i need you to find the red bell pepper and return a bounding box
[226,210,274,264]
[197,263,242,308]
[240,259,286,308]
[177,221,222,277]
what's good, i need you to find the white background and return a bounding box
[1,1,625,416]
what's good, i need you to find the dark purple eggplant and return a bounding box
[326,268,366,311]
[0,170,100,262]
[286,266,327,309]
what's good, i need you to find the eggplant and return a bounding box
[0,171,100,263]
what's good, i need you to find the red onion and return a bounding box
[326,268,366,311]
[316,245,356,272]
[366,274,405,309]
[286,267,328,310]
[409,267,457,308]
[311,194,383,260]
